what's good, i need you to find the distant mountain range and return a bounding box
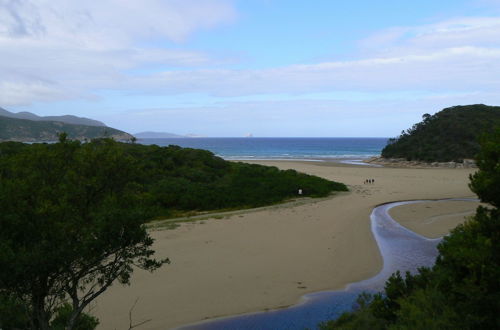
[0,107,106,127]
[0,107,132,142]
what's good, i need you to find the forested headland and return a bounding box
[320,129,500,329]
[0,137,347,329]
[0,115,132,142]
[381,104,500,162]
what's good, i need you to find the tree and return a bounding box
[0,138,167,329]
[469,128,500,207]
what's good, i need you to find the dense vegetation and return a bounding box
[125,143,346,215]
[320,129,500,329]
[0,137,346,329]
[0,115,131,142]
[0,136,166,329]
[381,104,500,162]
[0,140,346,218]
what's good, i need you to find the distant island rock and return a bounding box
[381,104,500,162]
[0,107,132,142]
[134,131,186,138]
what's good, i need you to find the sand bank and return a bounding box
[92,161,476,329]
[389,200,480,238]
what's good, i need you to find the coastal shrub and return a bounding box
[319,293,387,330]
[114,141,347,212]
[381,104,500,162]
[469,128,500,207]
[321,128,500,329]
[50,304,99,330]
[0,293,30,329]
[0,137,166,329]
[0,139,346,218]
[0,298,99,330]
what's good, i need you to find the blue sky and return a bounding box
[2,0,500,136]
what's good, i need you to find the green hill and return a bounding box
[381,104,500,162]
[0,116,132,142]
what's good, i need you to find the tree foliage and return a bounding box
[381,104,500,162]
[469,128,500,207]
[111,142,347,216]
[321,128,500,329]
[0,138,165,329]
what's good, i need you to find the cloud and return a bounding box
[359,17,500,54]
[0,0,236,45]
[98,16,500,97]
[0,0,236,105]
[2,3,500,108]
[115,45,500,96]
[125,14,500,97]
[0,80,73,106]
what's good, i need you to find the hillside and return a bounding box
[0,107,105,127]
[0,116,132,142]
[381,104,500,162]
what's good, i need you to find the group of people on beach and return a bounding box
[364,179,375,184]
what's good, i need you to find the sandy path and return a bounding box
[92,161,476,329]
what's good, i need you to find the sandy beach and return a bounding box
[92,161,477,329]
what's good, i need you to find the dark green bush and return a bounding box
[50,304,99,330]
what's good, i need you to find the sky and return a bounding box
[2,0,500,137]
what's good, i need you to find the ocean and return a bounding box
[137,137,388,162]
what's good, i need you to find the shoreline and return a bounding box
[92,160,477,329]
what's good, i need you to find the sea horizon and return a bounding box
[137,137,389,162]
